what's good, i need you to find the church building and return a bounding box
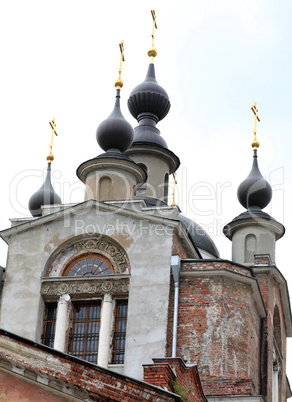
[0,10,291,402]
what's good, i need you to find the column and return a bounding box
[98,293,113,367]
[54,294,70,352]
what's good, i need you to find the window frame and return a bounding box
[68,300,102,363]
[41,302,57,348]
[111,299,128,364]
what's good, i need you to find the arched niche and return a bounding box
[99,176,112,200]
[44,234,130,277]
[245,234,257,263]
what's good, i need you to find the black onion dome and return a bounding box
[96,90,134,153]
[29,164,62,217]
[128,63,170,123]
[179,214,220,258]
[237,150,272,210]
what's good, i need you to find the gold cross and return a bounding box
[148,10,158,62]
[151,9,157,43]
[251,103,260,150]
[49,118,58,137]
[115,41,125,90]
[47,118,58,163]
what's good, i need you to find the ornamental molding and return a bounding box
[41,277,129,297]
[45,234,130,277]
[73,238,128,273]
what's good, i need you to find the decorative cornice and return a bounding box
[41,276,130,298]
[76,157,146,185]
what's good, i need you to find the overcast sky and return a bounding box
[0,0,291,379]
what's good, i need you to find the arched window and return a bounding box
[164,173,169,202]
[41,236,130,366]
[135,163,147,196]
[99,176,112,200]
[245,234,257,263]
[64,254,113,277]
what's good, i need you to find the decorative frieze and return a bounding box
[41,278,129,297]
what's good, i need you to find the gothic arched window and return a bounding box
[64,254,113,277]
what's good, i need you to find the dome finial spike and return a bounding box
[115,40,125,90]
[47,118,58,163]
[251,102,260,150]
[148,10,158,63]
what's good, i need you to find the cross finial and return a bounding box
[47,118,58,163]
[170,172,177,206]
[251,102,260,150]
[115,41,125,90]
[148,10,158,63]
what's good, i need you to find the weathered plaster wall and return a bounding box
[127,152,171,201]
[231,226,276,266]
[0,205,174,381]
[0,226,45,339]
[124,218,173,379]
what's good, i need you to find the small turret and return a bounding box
[223,104,284,265]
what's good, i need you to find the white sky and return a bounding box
[0,0,292,383]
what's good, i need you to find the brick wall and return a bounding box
[169,260,262,397]
[144,358,208,401]
[254,269,288,402]
[0,330,181,401]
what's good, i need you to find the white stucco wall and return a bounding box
[0,203,174,381]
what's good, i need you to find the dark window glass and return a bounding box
[42,303,57,348]
[112,300,128,364]
[69,301,101,363]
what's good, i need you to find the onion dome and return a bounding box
[128,63,170,123]
[127,10,170,149]
[96,89,134,153]
[28,163,62,217]
[127,64,170,149]
[237,149,272,210]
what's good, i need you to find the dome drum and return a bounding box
[77,156,147,202]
